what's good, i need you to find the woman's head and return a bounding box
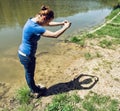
[36,5,54,25]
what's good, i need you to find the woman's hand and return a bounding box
[63,21,71,29]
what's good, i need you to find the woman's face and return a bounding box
[39,15,53,26]
[43,18,53,26]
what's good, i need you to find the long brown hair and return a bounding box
[36,5,54,20]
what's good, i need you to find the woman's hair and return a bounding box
[36,5,54,20]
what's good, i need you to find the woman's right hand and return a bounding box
[63,21,71,29]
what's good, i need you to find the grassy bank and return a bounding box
[12,86,119,111]
[11,87,119,111]
[69,8,120,48]
[45,92,119,111]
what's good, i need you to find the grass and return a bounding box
[106,8,120,20]
[84,52,102,60]
[82,92,119,111]
[95,52,102,58]
[16,86,31,104]
[45,92,120,111]
[94,8,120,39]
[99,39,112,48]
[69,36,85,47]
[84,52,92,60]
[4,90,120,111]
[95,24,120,38]
[16,104,33,111]
[112,14,120,23]
[15,86,36,111]
[69,8,120,48]
[45,93,82,111]
[46,93,77,111]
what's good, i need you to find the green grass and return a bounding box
[1,109,9,111]
[95,52,102,58]
[83,93,117,111]
[95,24,120,38]
[69,36,85,47]
[45,93,82,111]
[69,8,120,48]
[16,86,31,104]
[15,86,36,111]
[95,9,120,39]
[16,104,33,111]
[112,15,120,23]
[99,38,120,49]
[86,33,98,39]
[84,52,102,60]
[96,8,120,39]
[106,8,120,20]
[99,39,113,48]
[84,52,92,60]
[45,92,119,111]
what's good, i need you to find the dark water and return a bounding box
[0,0,118,83]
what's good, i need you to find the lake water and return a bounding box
[0,0,118,84]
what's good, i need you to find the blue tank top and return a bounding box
[19,18,46,57]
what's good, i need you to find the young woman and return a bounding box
[18,5,71,98]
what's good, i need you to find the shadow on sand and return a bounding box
[44,74,99,96]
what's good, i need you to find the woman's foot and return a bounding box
[30,84,47,98]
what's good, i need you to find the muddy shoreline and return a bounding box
[0,39,120,110]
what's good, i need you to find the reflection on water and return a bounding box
[0,0,118,28]
[0,0,119,84]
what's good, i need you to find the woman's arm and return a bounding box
[48,20,68,26]
[48,21,64,26]
[42,21,71,38]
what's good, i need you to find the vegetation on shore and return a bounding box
[69,8,120,49]
[1,7,120,111]
[45,91,119,111]
[14,87,119,111]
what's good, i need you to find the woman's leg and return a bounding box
[18,54,40,93]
